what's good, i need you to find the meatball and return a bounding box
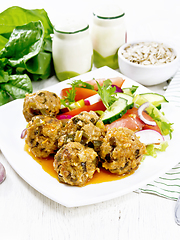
[23,90,61,122]
[58,111,106,152]
[25,115,63,158]
[100,127,147,175]
[53,142,99,186]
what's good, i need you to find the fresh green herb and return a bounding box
[130,85,139,94]
[96,79,117,109]
[60,85,76,109]
[69,79,94,90]
[60,79,95,109]
[149,109,173,139]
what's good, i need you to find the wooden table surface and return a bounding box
[1,152,180,240]
[1,0,180,239]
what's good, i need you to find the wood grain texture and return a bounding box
[1,150,180,240]
[1,0,180,238]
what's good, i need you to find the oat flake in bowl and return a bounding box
[122,42,176,66]
[118,41,180,86]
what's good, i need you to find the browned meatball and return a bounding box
[25,115,63,158]
[58,111,106,152]
[23,90,61,122]
[100,127,147,175]
[53,142,99,186]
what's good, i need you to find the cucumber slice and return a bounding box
[122,85,139,96]
[115,92,134,109]
[133,94,173,135]
[139,93,168,107]
[100,97,128,124]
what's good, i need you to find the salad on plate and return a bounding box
[21,75,173,187]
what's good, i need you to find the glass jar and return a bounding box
[52,17,93,81]
[91,4,126,69]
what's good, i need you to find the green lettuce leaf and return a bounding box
[146,141,169,158]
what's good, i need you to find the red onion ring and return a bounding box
[111,84,123,93]
[0,162,6,184]
[84,99,90,105]
[21,128,27,139]
[135,129,164,145]
[138,102,156,126]
[56,115,72,120]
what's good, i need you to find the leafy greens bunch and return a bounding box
[0,6,54,106]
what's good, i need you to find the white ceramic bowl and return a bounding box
[118,41,180,86]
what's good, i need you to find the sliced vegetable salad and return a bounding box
[57,77,173,158]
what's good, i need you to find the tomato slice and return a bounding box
[106,108,144,131]
[60,87,97,101]
[57,100,106,117]
[60,77,125,99]
[106,107,161,134]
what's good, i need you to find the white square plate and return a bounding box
[0,66,180,207]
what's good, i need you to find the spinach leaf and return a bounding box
[0,35,8,51]
[0,6,53,38]
[0,7,54,81]
[43,38,52,52]
[0,21,44,68]
[0,7,54,106]
[0,74,33,99]
[0,58,8,69]
[0,70,9,83]
[0,89,10,106]
[0,20,53,81]
[26,51,52,75]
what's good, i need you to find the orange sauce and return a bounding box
[24,144,135,185]
[24,144,58,180]
[86,168,135,185]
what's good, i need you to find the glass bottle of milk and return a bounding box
[52,17,93,81]
[91,4,126,69]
